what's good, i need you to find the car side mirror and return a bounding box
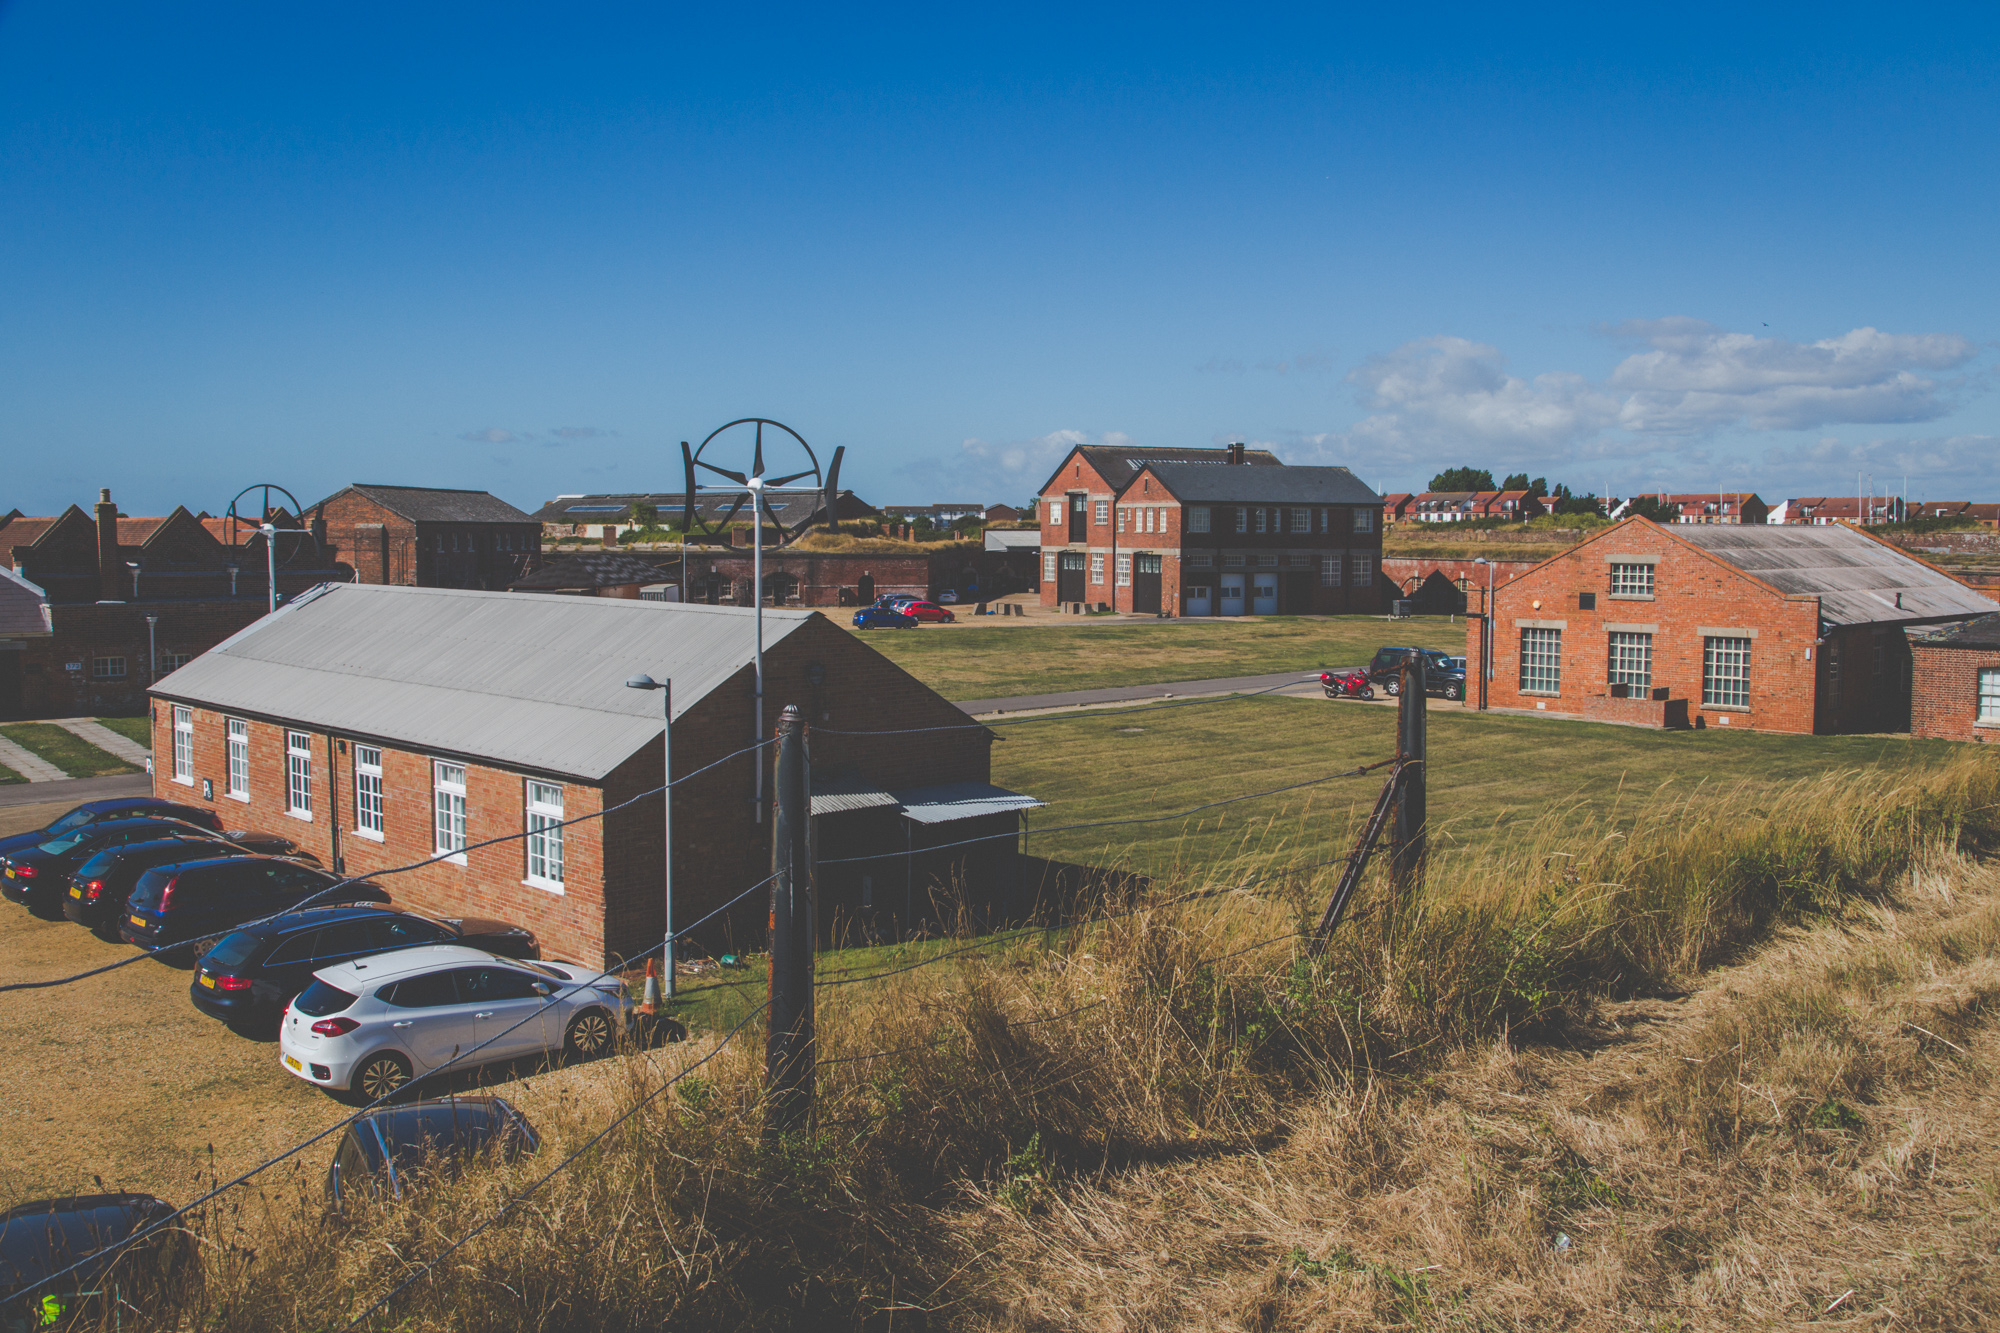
[532,982,553,996]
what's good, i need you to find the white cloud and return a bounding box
[957,428,1133,501]
[460,427,519,443]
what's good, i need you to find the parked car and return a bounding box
[853,605,918,629]
[0,1192,186,1329]
[326,1096,539,1208]
[120,857,390,955]
[279,945,634,1101]
[192,905,541,1029]
[1365,646,1467,701]
[0,797,222,863]
[62,834,250,933]
[899,600,956,623]
[934,589,959,604]
[1,818,227,914]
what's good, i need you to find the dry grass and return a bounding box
[89,753,2000,1331]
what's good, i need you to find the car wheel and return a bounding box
[1447,682,1464,700]
[944,613,955,623]
[1384,678,1400,696]
[352,1051,412,1103]
[565,1008,616,1060]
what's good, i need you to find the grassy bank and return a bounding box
[0,722,138,777]
[144,751,2000,1331]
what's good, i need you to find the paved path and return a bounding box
[0,735,66,783]
[50,718,151,767]
[958,669,1325,715]
[0,772,152,810]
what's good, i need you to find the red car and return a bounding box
[901,600,956,623]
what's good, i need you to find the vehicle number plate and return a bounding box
[3,868,12,878]
[284,1055,303,1072]
[198,974,215,989]
[129,914,146,927]
[70,887,82,899]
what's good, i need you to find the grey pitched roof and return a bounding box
[507,552,674,591]
[1069,446,1283,492]
[1673,524,1999,627]
[150,583,815,780]
[1143,463,1383,506]
[333,485,537,525]
[530,490,873,527]
[1917,612,2000,649]
[0,566,50,637]
[891,780,1045,824]
[984,529,1041,552]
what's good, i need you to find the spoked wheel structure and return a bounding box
[223,482,321,566]
[678,419,844,542]
[565,1009,615,1060]
[352,1051,411,1103]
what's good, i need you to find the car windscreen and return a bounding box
[202,932,262,969]
[34,829,97,855]
[0,1201,145,1286]
[379,1104,501,1169]
[292,981,358,1017]
[44,809,99,836]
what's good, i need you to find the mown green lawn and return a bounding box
[95,716,154,749]
[0,724,138,778]
[844,615,1468,701]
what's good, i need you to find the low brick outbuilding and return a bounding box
[1911,614,2000,743]
[147,584,1034,965]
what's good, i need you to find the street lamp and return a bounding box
[625,673,675,998]
[258,524,278,614]
[1473,558,1495,711]
[145,615,158,685]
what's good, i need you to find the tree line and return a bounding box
[1424,467,1611,517]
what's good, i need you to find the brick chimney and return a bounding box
[95,487,123,600]
[1227,441,1245,465]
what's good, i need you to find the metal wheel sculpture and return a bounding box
[223,483,320,567]
[679,419,844,543]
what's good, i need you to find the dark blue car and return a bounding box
[853,605,918,629]
[1,818,217,915]
[0,797,221,863]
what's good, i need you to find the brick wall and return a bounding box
[1469,518,1826,733]
[315,494,421,586]
[1910,643,2000,742]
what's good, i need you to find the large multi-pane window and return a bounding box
[1520,627,1562,694]
[1609,563,1655,597]
[1234,507,1248,533]
[1608,632,1653,690]
[1115,555,1132,586]
[1189,506,1211,533]
[171,706,193,784]
[355,745,384,839]
[285,731,312,817]
[1350,556,1373,587]
[1353,508,1374,534]
[1048,500,1062,525]
[93,656,127,680]
[434,762,468,858]
[1703,636,1752,708]
[1042,552,1056,581]
[1320,555,1343,587]
[225,718,249,799]
[1290,507,1311,533]
[1093,500,1108,525]
[1980,669,2000,724]
[1089,553,1105,583]
[525,781,565,889]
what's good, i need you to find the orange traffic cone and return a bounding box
[640,958,660,1015]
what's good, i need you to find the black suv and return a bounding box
[62,834,251,934]
[1365,646,1467,701]
[120,857,390,955]
[326,1096,539,1207]
[191,904,540,1028]
[0,818,222,915]
[0,1192,185,1328]
[0,797,220,862]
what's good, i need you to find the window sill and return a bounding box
[352,828,385,842]
[1607,593,1655,601]
[437,851,468,866]
[285,809,312,822]
[1520,689,1562,698]
[524,876,566,895]
[1702,703,1751,713]
[170,775,194,787]
[225,791,250,803]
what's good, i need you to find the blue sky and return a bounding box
[3,2,1997,518]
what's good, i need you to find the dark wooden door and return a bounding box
[1068,494,1087,543]
[1056,551,1086,603]
[1282,571,1312,614]
[1132,554,1162,613]
[857,573,875,604]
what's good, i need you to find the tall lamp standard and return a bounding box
[257,523,279,614]
[144,615,158,685]
[1472,557,1495,711]
[624,673,675,998]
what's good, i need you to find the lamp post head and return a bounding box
[626,674,662,690]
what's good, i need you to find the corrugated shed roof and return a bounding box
[809,774,899,816]
[151,584,815,780]
[891,780,1045,825]
[1144,463,1383,506]
[333,486,537,525]
[984,529,1040,551]
[1917,612,2000,650]
[1673,524,1999,626]
[508,552,672,590]
[1074,446,1282,491]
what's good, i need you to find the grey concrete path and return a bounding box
[50,718,151,767]
[958,669,1325,716]
[0,772,152,810]
[0,735,65,783]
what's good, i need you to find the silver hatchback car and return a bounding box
[278,944,633,1102]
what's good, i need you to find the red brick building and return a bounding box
[147,585,1035,965]
[310,484,541,590]
[1035,443,1385,615]
[1910,614,2000,743]
[1658,493,1770,525]
[1467,519,1997,734]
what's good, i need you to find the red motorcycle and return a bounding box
[1320,669,1375,701]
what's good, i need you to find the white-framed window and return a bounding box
[1234,507,1248,533]
[171,705,194,785]
[1321,555,1343,587]
[1223,553,1246,568]
[1093,500,1108,525]
[1980,669,2000,724]
[1608,632,1653,690]
[1353,508,1374,534]
[355,745,384,839]
[1042,552,1056,581]
[1189,507,1211,534]
[285,730,313,818]
[1255,553,1278,567]
[1290,508,1311,533]
[1115,555,1132,586]
[1610,563,1655,597]
[225,718,249,799]
[1520,627,1562,694]
[1188,551,1214,569]
[1703,637,1751,708]
[1253,508,1268,534]
[434,761,468,860]
[1048,500,1062,525]
[161,652,192,673]
[525,781,565,889]
[1350,556,1373,587]
[1288,553,1310,568]
[1116,506,1127,533]
[1089,554,1105,583]
[92,656,126,680]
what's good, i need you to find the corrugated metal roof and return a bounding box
[150,583,816,780]
[508,552,673,590]
[890,780,1045,825]
[809,774,899,816]
[1072,445,1283,491]
[0,566,49,637]
[1144,463,1382,505]
[984,529,1040,551]
[1917,612,2000,650]
[1673,524,1998,626]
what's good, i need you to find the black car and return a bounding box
[326,1096,539,1208]
[1365,646,1467,701]
[0,1192,186,1331]
[120,857,390,955]
[0,818,226,915]
[62,835,251,934]
[0,798,221,862]
[191,904,540,1027]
